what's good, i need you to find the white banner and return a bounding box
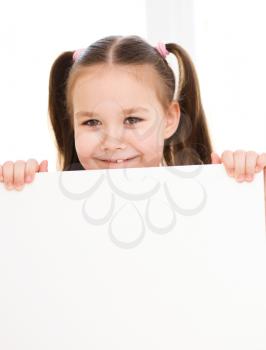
[0,164,265,349]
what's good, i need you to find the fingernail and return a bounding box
[237,175,244,181]
[255,166,260,172]
[25,176,32,183]
[246,174,253,181]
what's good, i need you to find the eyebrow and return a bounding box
[75,107,149,119]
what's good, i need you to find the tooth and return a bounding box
[103,159,128,163]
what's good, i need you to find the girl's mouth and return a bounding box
[96,156,139,166]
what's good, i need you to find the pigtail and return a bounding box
[48,51,83,171]
[163,43,214,165]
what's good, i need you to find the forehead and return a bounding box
[71,64,162,112]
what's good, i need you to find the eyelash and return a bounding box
[82,116,144,128]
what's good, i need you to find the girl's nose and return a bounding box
[100,127,126,151]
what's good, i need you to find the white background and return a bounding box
[0,0,265,171]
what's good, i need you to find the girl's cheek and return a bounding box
[74,132,98,162]
[132,129,164,166]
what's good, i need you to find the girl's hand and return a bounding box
[0,159,48,191]
[211,150,266,182]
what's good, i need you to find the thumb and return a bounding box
[39,160,48,172]
[211,152,221,164]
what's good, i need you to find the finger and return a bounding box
[38,160,48,172]
[2,161,14,190]
[221,150,234,177]
[245,151,258,181]
[25,159,39,183]
[256,152,266,172]
[264,168,266,194]
[233,150,246,181]
[0,165,3,182]
[14,160,27,190]
[211,152,221,164]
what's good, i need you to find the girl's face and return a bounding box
[72,64,180,170]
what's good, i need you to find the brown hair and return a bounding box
[48,35,213,171]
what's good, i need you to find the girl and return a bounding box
[0,35,265,216]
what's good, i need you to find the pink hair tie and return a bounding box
[155,42,169,58]
[73,48,86,61]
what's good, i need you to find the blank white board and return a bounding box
[0,164,265,349]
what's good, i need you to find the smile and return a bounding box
[96,156,139,165]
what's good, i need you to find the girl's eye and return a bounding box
[82,119,100,127]
[124,116,143,125]
[82,116,143,128]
